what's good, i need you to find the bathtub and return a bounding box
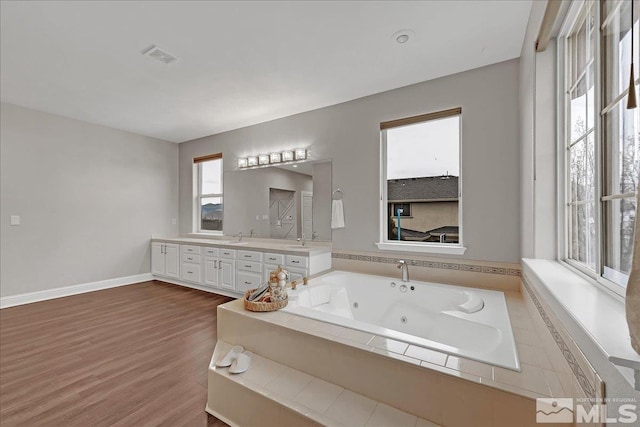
[282,271,520,370]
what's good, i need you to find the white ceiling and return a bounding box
[0,1,532,143]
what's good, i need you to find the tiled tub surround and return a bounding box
[331,250,521,293]
[208,290,576,427]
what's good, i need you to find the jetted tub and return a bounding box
[282,271,520,370]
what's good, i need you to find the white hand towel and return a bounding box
[331,199,345,229]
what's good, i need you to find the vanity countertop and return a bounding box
[151,235,332,256]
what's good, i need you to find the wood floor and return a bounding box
[0,281,233,426]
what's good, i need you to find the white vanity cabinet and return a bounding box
[218,250,236,291]
[203,247,220,288]
[151,242,180,279]
[181,245,202,284]
[236,251,262,293]
[151,239,331,296]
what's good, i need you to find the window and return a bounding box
[390,203,412,217]
[378,108,463,254]
[562,0,639,294]
[194,153,223,233]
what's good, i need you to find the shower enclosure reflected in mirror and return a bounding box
[224,159,332,241]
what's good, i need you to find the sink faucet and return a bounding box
[249,229,255,238]
[297,234,306,247]
[397,260,409,282]
[236,231,243,242]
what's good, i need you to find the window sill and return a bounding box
[522,259,639,389]
[375,242,467,255]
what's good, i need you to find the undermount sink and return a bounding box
[210,240,231,244]
[226,241,250,245]
[285,246,313,251]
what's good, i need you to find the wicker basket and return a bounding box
[243,289,288,312]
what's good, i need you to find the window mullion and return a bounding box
[593,0,604,282]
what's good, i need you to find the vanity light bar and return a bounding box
[237,148,308,168]
[269,153,282,163]
[282,150,294,162]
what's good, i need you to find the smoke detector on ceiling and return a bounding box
[391,29,415,45]
[141,45,178,64]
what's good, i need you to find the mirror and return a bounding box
[224,159,332,241]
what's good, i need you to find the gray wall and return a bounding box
[179,59,521,263]
[0,103,178,297]
[519,0,557,260]
[224,167,312,238]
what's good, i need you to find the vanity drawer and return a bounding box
[182,253,201,264]
[286,255,308,268]
[237,260,262,273]
[219,249,236,259]
[236,270,262,293]
[181,263,201,284]
[181,245,201,255]
[264,253,284,265]
[237,250,262,262]
[203,247,219,257]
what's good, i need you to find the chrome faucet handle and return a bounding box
[397,260,406,268]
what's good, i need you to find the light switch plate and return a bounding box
[10,215,20,226]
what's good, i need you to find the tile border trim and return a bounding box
[521,277,597,400]
[331,252,521,277]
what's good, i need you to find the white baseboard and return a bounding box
[154,277,240,299]
[0,273,153,309]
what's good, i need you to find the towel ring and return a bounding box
[332,188,343,200]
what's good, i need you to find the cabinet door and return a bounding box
[236,270,262,293]
[181,263,201,284]
[151,243,166,276]
[164,244,180,279]
[204,257,219,288]
[219,259,236,291]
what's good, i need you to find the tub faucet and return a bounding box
[397,260,409,282]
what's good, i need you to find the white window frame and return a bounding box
[376,109,466,255]
[193,156,224,235]
[558,0,636,299]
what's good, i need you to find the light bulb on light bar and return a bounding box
[270,153,282,163]
[258,154,270,165]
[281,150,294,162]
[237,158,248,168]
[247,156,258,167]
[295,148,307,160]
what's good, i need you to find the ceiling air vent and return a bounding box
[141,45,178,64]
